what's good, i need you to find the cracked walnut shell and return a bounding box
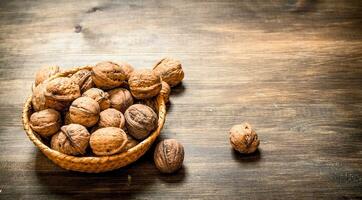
[51,124,90,156]
[69,97,100,127]
[30,109,61,138]
[90,127,128,156]
[153,57,184,87]
[98,108,125,130]
[154,139,184,173]
[229,122,260,154]
[124,104,158,140]
[34,66,60,86]
[82,88,110,111]
[128,69,162,99]
[91,61,127,89]
[108,88,133,113]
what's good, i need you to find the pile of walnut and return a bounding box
[30,58,184,173]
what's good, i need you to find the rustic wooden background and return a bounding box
[0,0,362,199]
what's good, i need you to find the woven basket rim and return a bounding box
[22,65,166,166]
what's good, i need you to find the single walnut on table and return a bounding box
[124,104,158,140]
[69,96,100,127]
[30,109,61,138]
[70,69,94,93]
[128,69,162,99]
[229,122,260,154]
[34,66,60,86]
[51,124,90,156]
[98,108,125,130]
[82,88,110,111]
[91,61,127,89]
[108,88,133,113]
[90,127,128,156]
[154,139,184,173]
[153,57,184,87]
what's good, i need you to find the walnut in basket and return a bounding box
[82,88,110,111]
[70,69,94,93]
[44,77,81,102]
[32,82,69,112]
[90,127,128,156]
[69,97,100,127]
[128,69,162,99]
[98,108,125,130]
[30,109,61,138]
[152,57,184,87]
[119,62,134,80]
[108,88,133,113]
[124,104,158,140]
[34,66,60,86]
[91,61,127,89]
[51,124,90,156]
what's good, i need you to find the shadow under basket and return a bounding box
[22,66,167,173]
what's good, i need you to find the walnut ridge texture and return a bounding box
[154,139,184,173]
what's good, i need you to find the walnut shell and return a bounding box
[69,97,100,127]
[153,58,184,87]
[124,104,158,140]
[108,88,133,113]
[44,77,81,102]
[50,124,90,156]
[137,98,158,114]
[98,108,125,130]
[90,127,128,156]
[128,69,162,99]
[229,122,260,154]
[124,134,139,151]
[35,66,60,86]
[154,139,184,173]
[30,109,61,138]
[82,88,110,111]
[70,69,94,93]
[32,82,68,111]
[91,61,127,89]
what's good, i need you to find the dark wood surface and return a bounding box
[1,0,362,199]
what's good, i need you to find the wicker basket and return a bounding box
[22,66,167,173]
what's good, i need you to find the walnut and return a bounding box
[69,97,100,127]
[89,127,128,156]
[30,109,61,138]
[153,58,184,87]
[91,61,127,89]
[124,104,158,140]
[124,134,139,151]
[108,88,133,113]
[128,69,162,99]
[70,69,94,93]
[44,77,81,102]
[32,82,69,111]
[154,139,184,173]
[229,122,260,154]
[34,66,60,86]
[50,124,90,156]
[98,108,125,130]
[82,88,110,111]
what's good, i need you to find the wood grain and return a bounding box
[1,0,362,199]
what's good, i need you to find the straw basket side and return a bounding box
[22,66,167,173]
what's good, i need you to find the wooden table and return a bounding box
[1,0,362,199]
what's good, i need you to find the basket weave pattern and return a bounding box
[22,66,167,173]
